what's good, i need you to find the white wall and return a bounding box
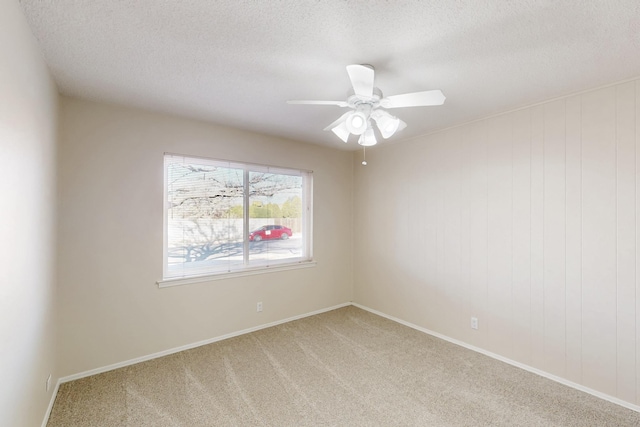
[0,0,59,425]
[354,79,640,406]
[57,97,353,377]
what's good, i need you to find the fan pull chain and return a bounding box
[362,147,367,166]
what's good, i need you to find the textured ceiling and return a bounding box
[18,0,640,150]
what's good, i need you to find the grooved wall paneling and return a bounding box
[354,79,640,407]
[543,99,567,378]
[616,81,636,403]
[565,94,583,384]
[581,87,617,396]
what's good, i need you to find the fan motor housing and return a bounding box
[347,87,383,110]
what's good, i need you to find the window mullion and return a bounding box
[243,168,250,265]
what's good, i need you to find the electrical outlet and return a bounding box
[46,374,52,392]
[471,317,479,330]
[257,301,263,312]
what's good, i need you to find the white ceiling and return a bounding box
[19,1,640,150]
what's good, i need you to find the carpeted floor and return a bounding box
[47,306,640,426]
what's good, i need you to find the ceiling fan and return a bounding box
[287,64,446,147]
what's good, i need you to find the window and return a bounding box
[162,153,313,282]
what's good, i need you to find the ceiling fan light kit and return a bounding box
[288,64,446,148]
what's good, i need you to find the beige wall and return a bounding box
[0,0,59,425]
[354,79,640,406]
[57,97,354,377]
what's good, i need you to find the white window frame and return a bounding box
[158,153,314,287]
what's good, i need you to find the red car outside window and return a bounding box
[249,225,293,242]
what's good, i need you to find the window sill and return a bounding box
[157,260,317,288]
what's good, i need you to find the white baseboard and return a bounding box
[43,302,350,426]
[351,302,640,414]
[41,379,61,427]
[45,300,637,427]
[59,302,351,384]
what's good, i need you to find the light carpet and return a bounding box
[47,306,640,426]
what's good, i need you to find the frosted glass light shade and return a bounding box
[358,126,377,146]
[331,123,350,142]
[345,111,368,135]
[371,109,400,139]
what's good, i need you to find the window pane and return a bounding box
[163,154,312,281]
[166,158,244,278]
[248,171,303,264]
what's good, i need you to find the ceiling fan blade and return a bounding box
[346,64,374,98]
[287,100,348,107]
[380,90,446,108]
